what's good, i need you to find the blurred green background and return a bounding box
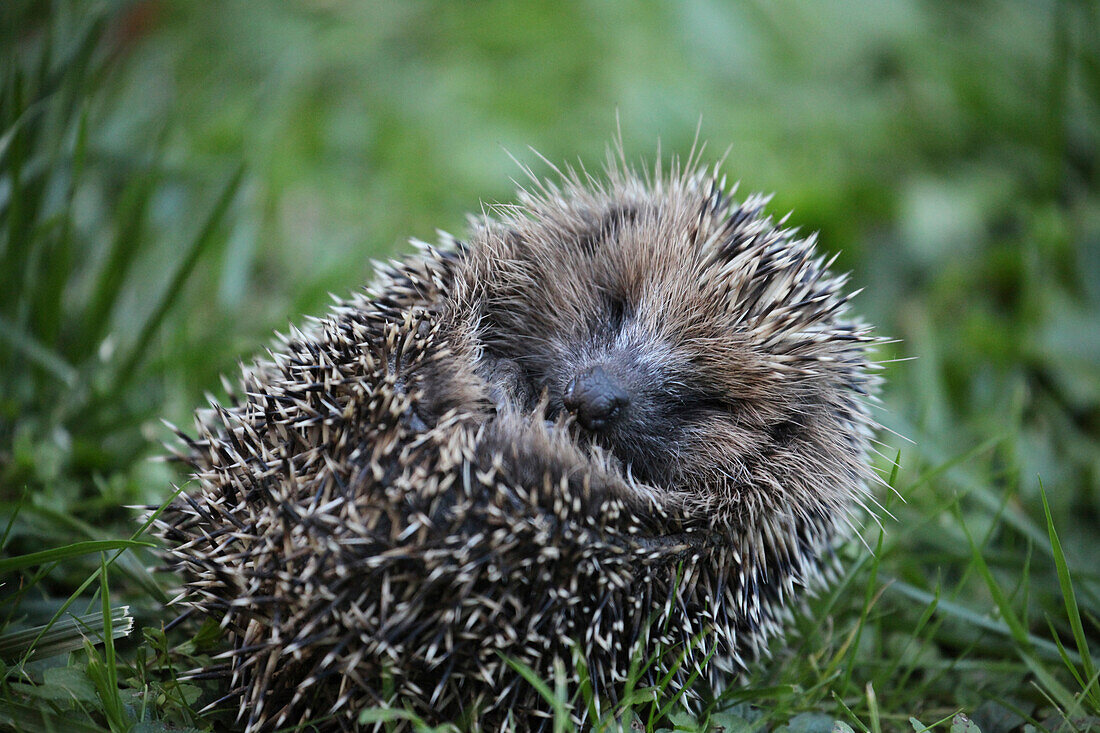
[2,1,1099,731]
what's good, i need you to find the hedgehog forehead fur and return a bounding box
[449,165,877,515]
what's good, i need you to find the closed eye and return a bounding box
[605,294,630,332]
[676,389,741,415]
[769,419,802,445]
[586,293,632,340]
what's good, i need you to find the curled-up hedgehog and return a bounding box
[157,150,883,732]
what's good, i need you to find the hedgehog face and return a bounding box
[455,175,876,511]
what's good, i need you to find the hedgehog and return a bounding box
[157,150,882,732]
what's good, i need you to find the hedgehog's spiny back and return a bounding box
[159,159,881,732]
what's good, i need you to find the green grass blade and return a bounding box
[886,448,902,491]
[1040,480,1098,707]
[0,492,24,553]
[895,418,1055,555]
[0,71,33,316]
[501,653,571,726]
[570,644,601,729]
[8,492,178,674]
[80,170,160,355]
[958,504,1036,643]
[1045,615,1088,692]
[842,527,886,689]
[865,682,882,733]
[0,539,154,574]
[97,553,127,732]
[34,100,90,348]
[901,433,1005,497]
[887,579,1077,663]
[0,314,79,387]
[111,164,244,390]
[654,633,715,724]
[1083,667,1100,709]
[1,500,168,603]
[357,708,421,725]
[831,691,871,733]
[50,15,107,139]
[887,581,940,685]
[0,698,108,733]
[958,508,1078,710]
[0,97,46,170]
[0,606,133,662]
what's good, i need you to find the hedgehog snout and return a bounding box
[563,365,630,432]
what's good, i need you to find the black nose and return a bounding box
[563,366,630,432]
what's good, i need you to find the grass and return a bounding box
[2,0,1099,731]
